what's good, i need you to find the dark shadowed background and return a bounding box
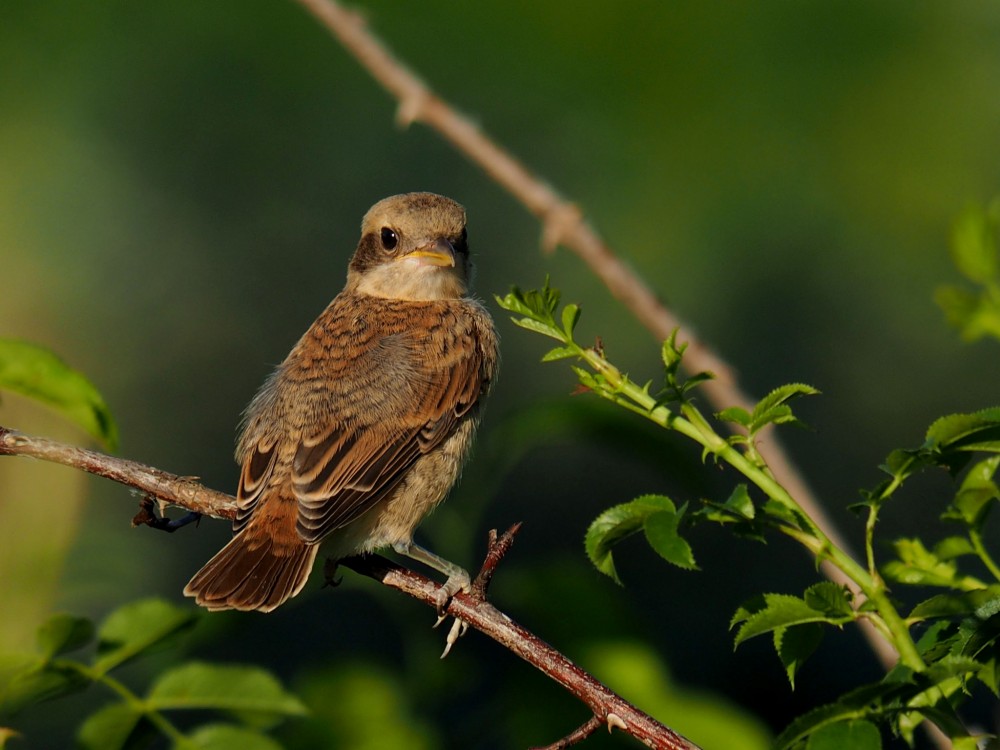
[2,2,1000,748]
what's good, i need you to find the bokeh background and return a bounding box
[2,1,1000,748]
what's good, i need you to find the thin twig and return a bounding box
[0,426,236,521]
[341,553,697,750]
[529,714,604,750]
[471,522,522,599]
[0,425,699,750]
[287,0,899,672]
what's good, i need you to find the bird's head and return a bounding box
[347,192,472,301]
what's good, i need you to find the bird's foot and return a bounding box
[322,557,342,588]
[433,571,471,659]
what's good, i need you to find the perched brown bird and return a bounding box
[184,192,498,617]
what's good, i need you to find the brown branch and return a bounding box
[287,0,899,673]
[0,425,699,750]
[341,552,696,750]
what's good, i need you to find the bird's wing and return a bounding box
[290,340,487,543]
[233,435,278,534]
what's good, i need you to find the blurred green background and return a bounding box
[2,1,1000,748]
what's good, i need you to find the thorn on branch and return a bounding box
[395,89,433,128]
[540,202,583,254]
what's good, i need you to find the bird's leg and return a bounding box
[392,541,471,657]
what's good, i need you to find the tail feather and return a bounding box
[184,530,319,613]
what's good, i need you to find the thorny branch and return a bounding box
[0,426,699,750]
[287,0,899,672]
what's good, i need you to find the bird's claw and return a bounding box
[433,572,472,658]
[438,617,468,659]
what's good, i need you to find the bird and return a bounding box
[184,192,498,622]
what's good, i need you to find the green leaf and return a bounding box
[935,285,1000,342]
[508,315,564,342]
[749,383,819,433]
[76,703,148,750]
[732,593,851,648]
[0,655,87,715]
[716,407,752,428]
[805,719,881,750]
[561,303,581,336]
[644,506,697,570]
[585,495,677,584]
[950,201,999,285]
[540,345,578,362]
[943,456,1000,530]
[909,588,1000,621]
[803,582,853,618]
[774,681,915,750]
[36,614,94,659]
[0,339,119,451]
[882,538,984,590]
[926,408,1000,457]
[188,724,285,750]
[147,662,307,726]
[94,599,197,675]
[775,623,823,690]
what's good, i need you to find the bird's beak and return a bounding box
[402,238,456,268]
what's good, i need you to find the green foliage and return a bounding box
[585,494,696,584]
[0,339,119,450]
[500,278,1000,748]
[0,599,306,749]
[936,199,1000,343]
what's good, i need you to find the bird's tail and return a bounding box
[184,525,318,613]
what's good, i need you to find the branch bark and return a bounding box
[287,0,899,673]
[0,425,699,750]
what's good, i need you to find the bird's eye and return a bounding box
[380,227,398,251]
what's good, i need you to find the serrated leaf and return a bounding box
[805,719,881,750]
[926,408,1000,454]
[775,623,823,690]
[147,662,306,727]
[750,383,820,431]
[188,724,284,750]
[910,589,1000,621]
[723,484,755,520]
[94,599,197,675]
[944,456,1000,529]
[585,495,677,585]
[774,681,915,750]
[660,332,685,369]
[540,345,578,362]
[732,593,850,648]
[509,316,564,341]
[493,290,534,318]
[76,702,147,750]
[561,303,580,336]
[803,582,854,618]
[36,614,94,660]
[882,538,978,589]
[0,339,119,451]
[716,407,752,428]
[643,507,697,570]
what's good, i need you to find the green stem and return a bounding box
[578,345,929,672]
[62,662,193,748]
[970,528,1000,582]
